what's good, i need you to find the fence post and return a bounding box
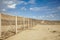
[0,14,1,38]
[15,16,17,34]
[28,19,29,29]
[23,18,25,30]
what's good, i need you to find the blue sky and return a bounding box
[0,0,60,21]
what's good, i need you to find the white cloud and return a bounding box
[45,13,60,19]
[3,0,17,8]
[7,4,16,8]
[29,6,60,19]
[30,7,40,11]
[21,7,27,11]
[46,14,55,18]
[2,0,28,9]
[30,6,50,11]
[2,9,6,11]
[28,0,36,4]
[14,1,28,5]
[29,6,58,15]
[2,0,27,9]
[4,1,14,4]
[57,6,60,10]
[15,0,35,5]
[19,1,25,4]
[30,8,33,10]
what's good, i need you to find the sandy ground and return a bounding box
[5,24,60,40]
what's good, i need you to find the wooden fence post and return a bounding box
[0,14,1,38]
[16,16,17,34]
[28,19,29,29]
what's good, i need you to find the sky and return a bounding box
[0,0,60,21]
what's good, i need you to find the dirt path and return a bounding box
[5,24,60,40]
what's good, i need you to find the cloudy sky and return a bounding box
[0,0,60,21]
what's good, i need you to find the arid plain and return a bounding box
[5,25,60,40]
[0,13,60,40]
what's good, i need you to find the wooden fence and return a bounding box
[0,13,35,39]
[0,13,60,39]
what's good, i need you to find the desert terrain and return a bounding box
[5,25,60,40]
[0,13,60,40]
